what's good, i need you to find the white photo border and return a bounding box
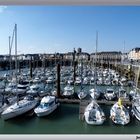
[0,1,139,140]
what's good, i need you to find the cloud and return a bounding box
[0,6,7,13]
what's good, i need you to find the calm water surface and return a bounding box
[0,103,140,134]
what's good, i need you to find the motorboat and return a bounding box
[46,76,55,84]
[12,84,29,96]
[129,89,139,100]
[0,96,18,114]
[26,83,44,97]
[119,77,127,86]
[77,87,88,100]
[117,87,129,100]
[51,88,57,96]
[63,84,74,97]
[5,82,17,93]
[132,97,140,121]
[0,80,6,94]
[110,98,130,125]
[34,96,60,117]
[84,100,105,125]
[83,77,89,85]
[89,88,100,100]
[1,95,38,120]
[90,77,94,85]
[104,88,116,101]
[75,77,81,85]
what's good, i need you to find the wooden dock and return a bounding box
[58,98,80,104]
[58,98,132,105]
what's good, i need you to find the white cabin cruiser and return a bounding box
[89,88,100,100]
[26,83,44,96]
[77,87,88,100]
[12,84,29,95]
[5,82,17,93]
[34,96,60,117]
[105,88,116,101]
[1,96,38,120]
[118,87,129,100]
[63,84,74,97]
[84,100,105,125]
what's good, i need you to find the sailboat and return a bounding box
[110,98,130,125]
[89,31,100,100]
[1,95,38,120]
[1,24,38,120]
[84,100,106,125]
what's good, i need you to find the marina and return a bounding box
[0,64,139,134]
[0,6,140,135]
[0,41,140,133]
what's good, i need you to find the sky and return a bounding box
[0,6,140,55]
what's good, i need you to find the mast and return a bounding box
[123,40,125,64]
[80,56,83,90]
[9,36,12,72]
[94,31,98,88]
[15,24,18,86]
[9,25,15,72]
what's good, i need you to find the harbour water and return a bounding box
[0,70,140,134]
[0,103,140,134]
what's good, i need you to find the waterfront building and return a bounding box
[128,47,140,61]
[121,53,128,62]
[63,51,90,61]
[0,55,5,61]
[90,51,122,64]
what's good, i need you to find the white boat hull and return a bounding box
[110,103,130,125]
[84,100,105,125]
[34,103,59,117]
[1,100,38,120]
[84,111,105,125]
[132,106,140,121]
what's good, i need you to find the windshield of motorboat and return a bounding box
[41,101,55,108]
[32,87,39,90]
[120,90,126,94]
[8,84,16,88]
[24,95,34,100]
[107,90,113,93]
[18,86,28,89]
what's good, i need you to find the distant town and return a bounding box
[0,47,139,70]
